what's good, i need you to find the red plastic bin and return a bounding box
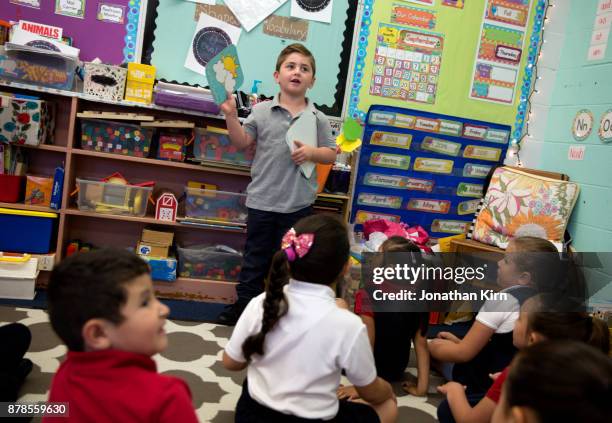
[0,174,25,202]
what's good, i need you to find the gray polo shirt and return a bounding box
[242,94,335,213]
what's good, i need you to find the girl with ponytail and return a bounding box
[223,214,397,423]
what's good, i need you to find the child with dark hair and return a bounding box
[223,214,397,423]
[338,236,430,400]
[437,295,610,423]
[43,248,198,423]
[430,237,560,398]
[492,341,612,423]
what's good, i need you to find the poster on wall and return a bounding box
[10,0,40,8]
[224,0,288,32]
[469,0,531,104]
[290,0,334,24]
[55,0,86,18]
[97,3,126,24]
[370,22,444,105]
[184,13,242,75]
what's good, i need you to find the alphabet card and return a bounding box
[205,44,244,104]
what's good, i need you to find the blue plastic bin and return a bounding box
[0,208,58,254]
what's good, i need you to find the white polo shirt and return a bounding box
[225,279,377,420]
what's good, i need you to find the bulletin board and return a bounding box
[149,0,352,109]
[4,0,145,64]
[351,104,511,238]
[348,0,547,141]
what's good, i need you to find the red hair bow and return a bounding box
[281,228,314,262]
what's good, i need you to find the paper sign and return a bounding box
[286,111,318,178]
[370,131,412,149]
[595,12,612,29]
[369,152,411,170]
[598,109,612,142]
[431,219,470,234]
[224,0,288,32]
[263,15,309,41]
[55,0,86,18]
[568,145,586,161]
[355,210,401,224]
[463,163,492,178]
[588,43,608,61]
[391,4,437,29]
[407,199,450,214]
[18,20,62,40]
[205,44,244,104]
[572,110,594,140]
[185,13,242,75]
[97,3,125,24]
[10,0,40,8]
[442,0,464,8]
[598,0,612,15]
[486,0,529,27]
[591,28,610,45]
[291,0,334,24]
[195,4,241,27]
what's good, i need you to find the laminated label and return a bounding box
[355,210,401,224]
[414,157,453,174]
[456,182,484,198]
[369,111,415,129]
[406,198,450,214]
[438,119,463,136]
[463,145,501,161]
[415,117,440,132]
[484,128,509,143]
[369,152,411,170]
[463,163,492,178]
[458,199,481,215]
[421,137,461,156]
[357,193,403,209]
[370,131,412,149]
[431,219,470,234]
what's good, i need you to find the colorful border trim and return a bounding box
[349,0,374,122]
[123,0,141,63]
[511,0,547,146]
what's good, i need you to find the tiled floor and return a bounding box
[1,305,444,422]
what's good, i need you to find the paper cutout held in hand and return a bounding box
[205,44,244,105]
[336,117,362,152]
[286,111,317,178]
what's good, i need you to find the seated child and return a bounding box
[491,340,612,423]
[429,236,560,396]
[223,214,397,423]
[43,249,199,423]
[437,294,610,423]
[338,236,430,400]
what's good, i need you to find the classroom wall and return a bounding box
[520,0,612,303]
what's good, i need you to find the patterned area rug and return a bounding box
[1,306,444,422]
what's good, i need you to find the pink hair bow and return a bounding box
[281,228,314,262]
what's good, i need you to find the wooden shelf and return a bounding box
[63,207,246,233]
[70,149,252,177]
[318,193,350,201]
[0,202,58,213]
[18,144,68,153]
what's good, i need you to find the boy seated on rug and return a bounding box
[43,248,199,423]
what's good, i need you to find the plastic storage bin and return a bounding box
[0,254,38,300]
[80,119,154,157]
[184,188,247,224]
[0,207,57,254]
[0,44,77,90]
[0,175,25,202]
[177,245,242,281]
[76,178,153,217]
[193,127,254,167]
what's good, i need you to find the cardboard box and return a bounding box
[142,229,174,246]
[125,80,154,104]
[137,242,169,258]
[127,63,156,84]
[25,175,53,207]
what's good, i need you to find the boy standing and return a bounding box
[43,249,199,423]
[217,43,336,325]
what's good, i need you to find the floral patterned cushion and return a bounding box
[472,167,579,249]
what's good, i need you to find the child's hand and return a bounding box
[437,331,461,344]
[292,140,314,165]
[220,92,237,118]
[337,385,360,401]
[402,382,427,397]
[436,382,466,396]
